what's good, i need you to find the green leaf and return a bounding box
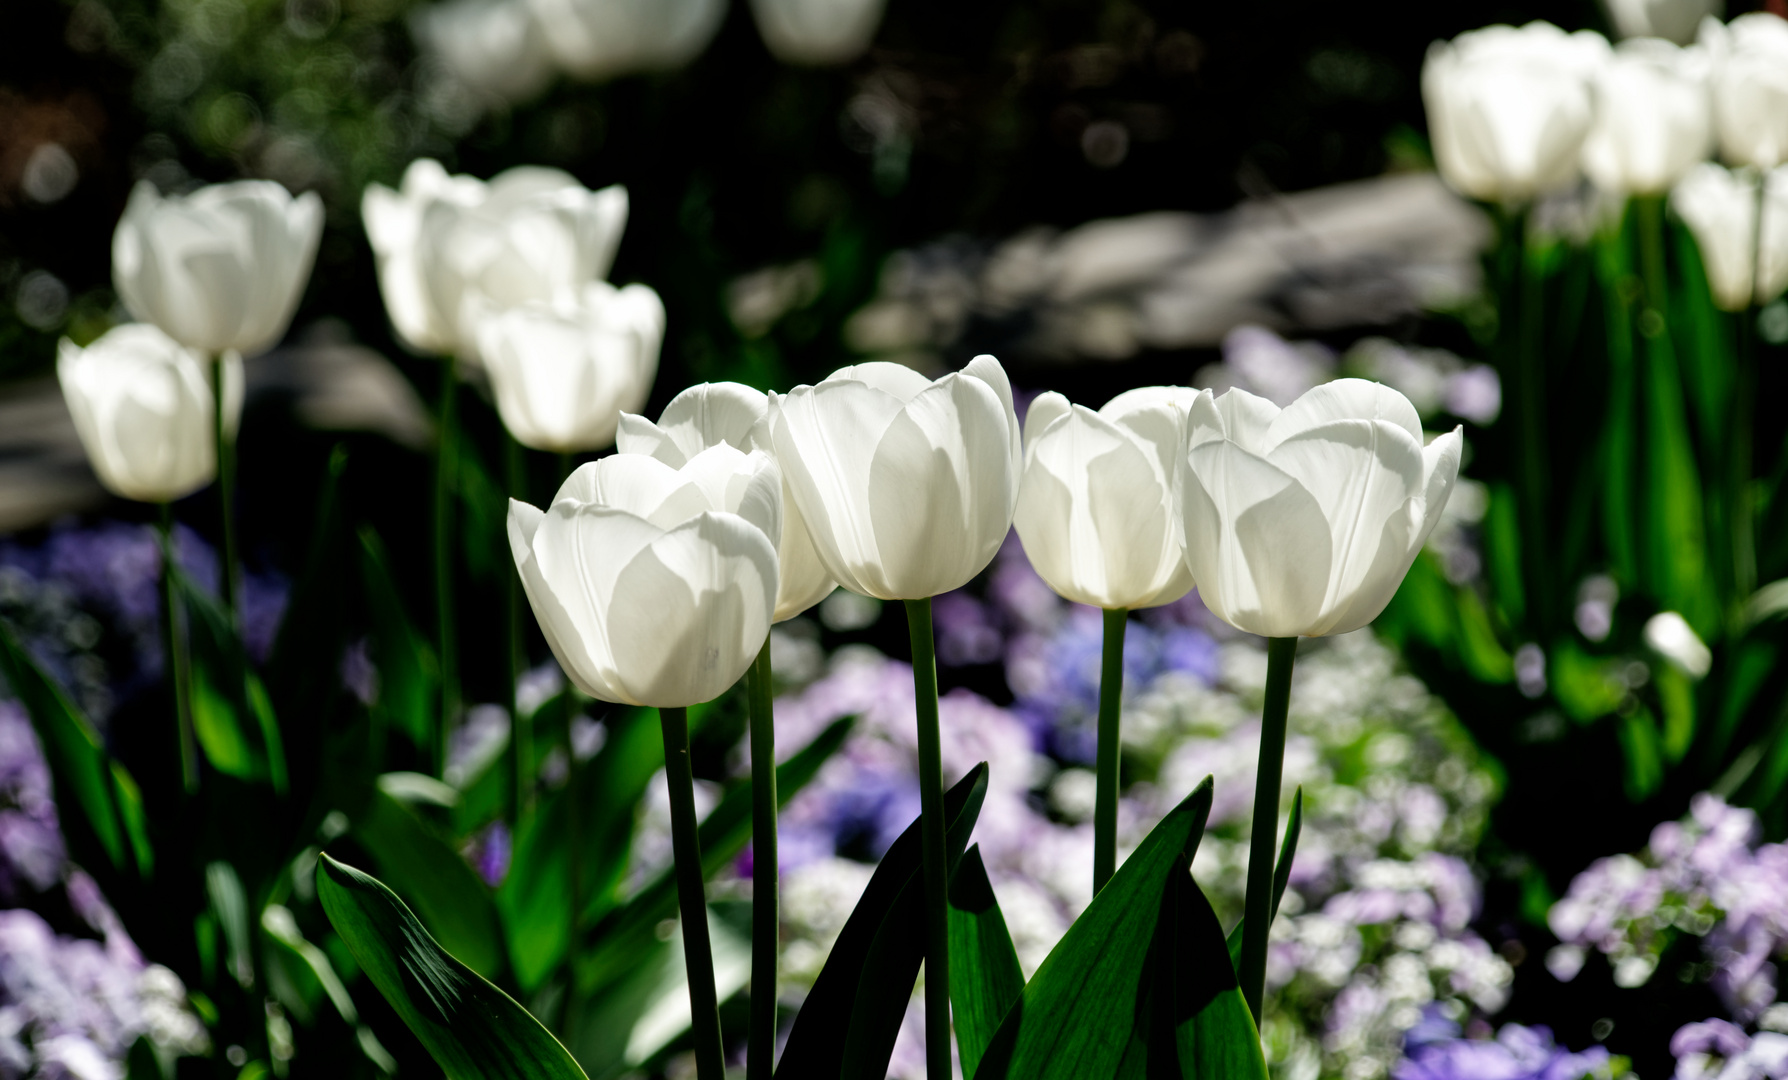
[317,854,588,1080]
[949,845,1025,1080]
[358,527,438,750]
[775,762,989,1079]
[173,568,287,792]
[1157,856,1268,1080]
[353,787,505,980]
[1226,787,1303,972]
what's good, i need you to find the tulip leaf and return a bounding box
[358,527,438,751]
[316,853,588,1080]
[172,566,288,793]
[948,845,1025,1080]
[775,762,989,1080]
[1225,787,1303,972]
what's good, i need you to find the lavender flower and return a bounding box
[1395,1012,1618,1080]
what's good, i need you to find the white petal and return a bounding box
[527,502,665,703]
[555,456,711,528]
[1022,390,1071,449]
[649,380,769,462]
[772,490,837,622]
[1213,387,1280,454]
[825,360,934,401]
[1265,378,1423,450]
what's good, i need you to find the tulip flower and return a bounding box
[1672,162,1788,311]
[1601,0,1721,45]
[747,0,887,65]
[1702,14,1788,170]
[1422,22,1612,202]
[525,0,725,81]
[1581,39,1712,196]
[57,324,242,505]
[471,282,663,453]
[412,0,555,105]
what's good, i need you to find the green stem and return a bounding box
[746,637,777,1080]
[903,598,951,1080]
[1514,214,1551,630]
[159,505,198,794]
[434,357,460,777]
[1240,636,1298,1025]
[1093,607,1127,896]
[1734,176,1767,608]
[660,706,726,1080]
[210,357,240,625]
[506,433,530,824]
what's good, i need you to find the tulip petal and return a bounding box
[528,502,669,704]
[772,491,837,622]
[645,381,770,463]
[508,499,624,702]
[555,456,711,529]
[1183,442,1333,638]
[1022,391,1071,449]
[679,445,784,548]
[1265,379,1424,450]
[1415,427,1466,551]
[1213,387,1280,455]
[962,353,1023,479]
[1310,495,1423,637]
[826,361,933,402]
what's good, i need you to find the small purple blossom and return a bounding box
[1396,1013,1614,1080]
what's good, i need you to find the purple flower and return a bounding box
[1395,1021,1612,1080]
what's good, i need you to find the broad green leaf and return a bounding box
[358,527,438,750]
[775,763,989,1079]
[353,787,505,979]
[1162,856,1268,1079]
[949,845,1024,1080]
[1226,787,1303,972]
[174,568,287,792]
[317,854,587,1080]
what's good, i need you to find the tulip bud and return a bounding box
[1180,380,1464,639]
[411,0,555,105]
[471,282,663,453]
[509,449,782,707]
[524,0,725,81]
[1581,39,1712,196]
[1422,22,1611,202]
[113,180,322,357]
[1671,162,1788,310]
[769,357,1022,601]
[1013,387,1199,610]
[618,382,837,621]
[57,325,244,504]
[1601,0,1722,45]
[1702,13,1788,170]
[747,0,888,65]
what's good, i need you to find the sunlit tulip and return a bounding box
[768,357,1021,601]
[1581,39,1711,195]
[412,0,555,104]
[362,160,628,358]
[1602,0,1721,44]
[525,0,725,81]
[1422,22,1612,202]
[617,382,836,621]
[1671,162,1788,310]
[113,180,322,357]
[1014,387,1198,610]
[1644,611,1713,677]
[470,281,662,453]
[748,0,887,65]
[57,325,243,504]
[508,449,781,707]
[1702,13,1788,169]
[1180,380,1463,639]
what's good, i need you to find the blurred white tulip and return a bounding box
[748,0,887,65]
[1581,38,1712,195]
[618,381,837,621]
[1180,380,1463,639]
[508,449,781,706]
[1671,162,1788,310]
[1422,22,1612,202]
[1701,13,1788,169]
[526,0,725,81]
[1644,611,1712,676]
[113,180,322,357]
[362,159,628,358]
[1013,387,1198,610]
[470,281,663,453]
[57,325,243,504]
[769,357,1021,601]
[412,0,556,104]
[1602,0,1721,44]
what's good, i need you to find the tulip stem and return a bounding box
[434,356,460,777]
[1732,176,1767,614]
[158,505,199,795]
[1240,635,1298,1025]
[1092,607,1127,896]
[903,597,952,1080]
[746,636,777,1080]
[506,432,530,824]
[660,706,726,1080]
[210,357,241,625]
[1513,213,1550,628]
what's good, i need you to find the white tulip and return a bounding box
[748,0,887,65]
[1644,611,1713,677]
[361,159,628,358]
[1602,0,1721,44]
[1013,386,1198,611]
[525,0,725,81]
[412,0,556,104]
[1581,39,1712,195]
[769,357,1021,601]
[618,381,837,622]
[113,180,323,357]
[470,281,663,453]
[57,325,244,504]
[1180,380,1464,639]
[509,448,782,707]
[1671,162,1788,310]
[1422,22,1612,202]
[1702,13,1788,169]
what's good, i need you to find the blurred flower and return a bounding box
[769,357,1021,600]
[1013,387,1197,610]
[57,325,243,504]
[361,159,627,359]
[1395,1013,1617,1080]
[748,0,887,65]
[508,450,781,707]
[1645,611,1713,677]
[1702,13,1788,170]
[1179,381,1463,638]
[525,0,725,81]
[1602,0,1722,44]
[1581,38,1712,195]
[1672,1020,1788,1079]
[112,180,322,357]
[617,382,836,621]
[471,281,661,452]
[1422,22,1612,202]
[1672,162,1788,310]
[412,0,555,105]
